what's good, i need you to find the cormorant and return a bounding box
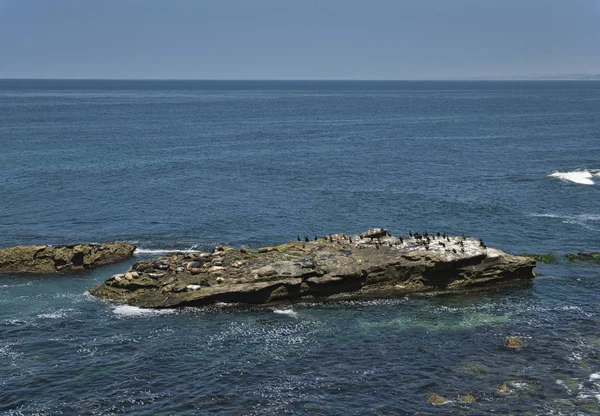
[305,235,309,243]
[297,235,301,241]
[409,231,413,237]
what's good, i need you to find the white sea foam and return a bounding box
[135,247,199,255]
[112,305,175,317]
[530,212,600,231]
[37,310,71,319]
[549,170,598,185]
[273,308,299,318]
[590,373,600,381]
[556,379,570,392]
[530,213,561,218]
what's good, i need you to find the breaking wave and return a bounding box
[549,169,600,185]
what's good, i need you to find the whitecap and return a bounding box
[112,305,175,317]
[590,373,600,381]
[549,170,596,185]
[529,212,600,231]
[273,308,299,318]
[530,213,562,218]
[37,311,70,319]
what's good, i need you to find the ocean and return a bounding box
[0,80,599,415]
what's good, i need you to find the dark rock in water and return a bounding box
[89,228,536,308]
[0,242,136,273]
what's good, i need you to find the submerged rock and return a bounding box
[427,394,448,405]
[458,394,476,403]
[498,383,510,394]
[565,252,600,263]
[521,253,557,264]
[0,242,136,273]
[506,336,524,349]
[89,228,536,308]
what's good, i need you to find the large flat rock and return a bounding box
[0,242,136,273]
[89,229,536,308]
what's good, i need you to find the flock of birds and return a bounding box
[295,231,487,254]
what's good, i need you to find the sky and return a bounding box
[0,0,599,80]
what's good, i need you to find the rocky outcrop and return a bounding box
[0,243,136,273]
[89,228,535,308]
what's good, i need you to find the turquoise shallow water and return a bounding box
[1,80,599,414]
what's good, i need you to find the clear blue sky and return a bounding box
[1,0,599,79]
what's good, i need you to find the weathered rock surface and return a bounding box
[0,243,136,273]
[89,228,535,308]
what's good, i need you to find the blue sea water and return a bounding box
[0,80,599,415]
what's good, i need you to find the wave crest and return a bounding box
[549,169,600,185]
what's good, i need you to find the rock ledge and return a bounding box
[89,228,535,308]
[0,243,136,273]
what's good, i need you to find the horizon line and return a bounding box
[1,77,600,82]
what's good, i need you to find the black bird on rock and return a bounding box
[297,235,301,241]
[304,235,309,243]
